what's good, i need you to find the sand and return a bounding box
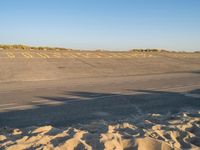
[1,50,200,83]
[1,110,200,150]
[0,49,200,149]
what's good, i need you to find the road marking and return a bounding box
[21,52,33,58]
[70,54,79,58]
[36,53,50,59]
[52,52,62,58]
[95,55,102,58]
[74,52,84,58]
[62,53,78,58]
[82,53,91,58]
[6,52,15,58]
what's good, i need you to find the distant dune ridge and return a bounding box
[0,44,200,52]
[1,110,200,150]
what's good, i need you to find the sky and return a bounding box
[0,0,200,51]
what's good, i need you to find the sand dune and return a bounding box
[1,110,200,150]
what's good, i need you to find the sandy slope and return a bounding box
[1,110,200,150]
[1,50,200,83]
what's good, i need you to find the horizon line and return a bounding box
[0,44,199,52]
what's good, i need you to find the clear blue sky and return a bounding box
[0,0,200,51]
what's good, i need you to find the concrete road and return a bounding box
[0,72,200,128]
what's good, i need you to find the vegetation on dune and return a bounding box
[130,49,167,52]
[0,45,71,51]
[0,45,29,50]
[0,45,199,53]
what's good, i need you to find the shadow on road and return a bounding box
[0,89,199,128]
[191,70,200,74]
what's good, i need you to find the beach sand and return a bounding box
[1,109,200,150]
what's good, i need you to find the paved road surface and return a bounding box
[0,72,200,128]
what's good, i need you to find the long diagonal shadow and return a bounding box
[0,89,199,128]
